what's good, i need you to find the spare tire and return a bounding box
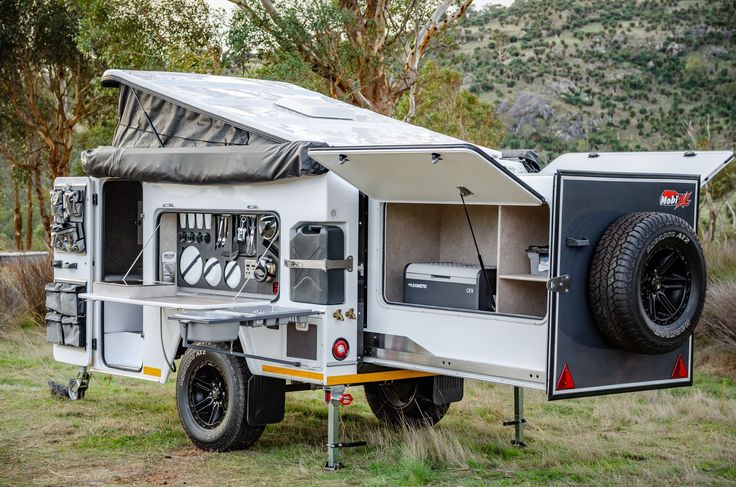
[589,212,706,354]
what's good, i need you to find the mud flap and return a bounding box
[247,375,285,425]
[548,171,699,399]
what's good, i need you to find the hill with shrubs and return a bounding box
[448,0,735,161]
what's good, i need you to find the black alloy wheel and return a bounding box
[176,347,264,451]
[639,244,692,327]
[188,361,228,429]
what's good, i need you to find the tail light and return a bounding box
[332,338,349,360]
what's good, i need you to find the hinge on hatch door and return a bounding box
[546,275,571,293]
[91,338,97,350]
[92,194,98,206]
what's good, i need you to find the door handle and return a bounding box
[566,237,590,247]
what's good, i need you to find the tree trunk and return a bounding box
[25,177,33,250]
[12,179,23,251]
[32,167,51,245]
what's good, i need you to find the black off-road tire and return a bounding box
[176,347,264,451]
[364,379,449,427]
[589,212,706,354]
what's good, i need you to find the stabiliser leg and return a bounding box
[48,366,91,400]
[503,386,527,447]
[324,385,366,471]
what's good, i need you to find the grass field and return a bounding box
[1,325,735,486]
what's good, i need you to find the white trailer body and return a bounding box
[46,70,733,466]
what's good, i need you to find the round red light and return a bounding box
[332,338,349,360]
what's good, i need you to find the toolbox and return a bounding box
[403,262,496,311]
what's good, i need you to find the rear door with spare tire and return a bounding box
[548,171,701,399]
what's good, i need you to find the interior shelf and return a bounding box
[498,273,549,283]
[496,205,550,317]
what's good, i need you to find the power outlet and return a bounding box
[243,259,257,277]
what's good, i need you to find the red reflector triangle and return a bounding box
[556,363,576,390]
[671,354,688,379]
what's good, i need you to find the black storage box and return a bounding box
[404,262,496,311]
[290,224,345,305]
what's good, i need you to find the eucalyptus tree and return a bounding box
[227,0,475,116]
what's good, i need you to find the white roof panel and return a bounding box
[102,70,500,152]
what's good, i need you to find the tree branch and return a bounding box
[391,0,474,96]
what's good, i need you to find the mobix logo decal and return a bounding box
[659,190,692,209]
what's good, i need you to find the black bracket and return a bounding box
[503,419,527,427]
[52,260,78,269]
[327,441,367,449]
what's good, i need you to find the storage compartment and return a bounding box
[46,281,87,346]
[59,282,86,316]
[156,211,280,298]
[384,202,550,318]
[290,224,345,305]
[104,332,144,369]
[50,186,86,253]
[496,205,550,317]
[61,315,86,347]
[182,321,240,342]
[45,282,63,314]
[384,203,499,306]
[45,312,64,345]
[102,180,143,281]
[103,302,143,370]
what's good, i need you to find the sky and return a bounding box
[206,0,514,14]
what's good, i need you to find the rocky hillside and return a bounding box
[449,0,735,161]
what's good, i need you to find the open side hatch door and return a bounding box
[309,144,544,205]
[49,177,98,367]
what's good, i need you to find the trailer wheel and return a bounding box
[589,212,706,354]
[176,347,264,451]
[364,379,448,427]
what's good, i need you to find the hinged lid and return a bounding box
[309,145,544,205]
[542,151,734,186]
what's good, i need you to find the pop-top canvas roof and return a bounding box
[101,70,500,153]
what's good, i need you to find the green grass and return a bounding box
[0,327,735,486]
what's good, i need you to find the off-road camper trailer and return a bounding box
[47,70,733,469]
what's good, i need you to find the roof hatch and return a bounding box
[309,145,544,205]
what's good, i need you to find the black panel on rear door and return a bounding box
[548,172,699,399]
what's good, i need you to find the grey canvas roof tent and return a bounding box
[47,70,733,470]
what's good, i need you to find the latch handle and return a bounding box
[566,237,590,247]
